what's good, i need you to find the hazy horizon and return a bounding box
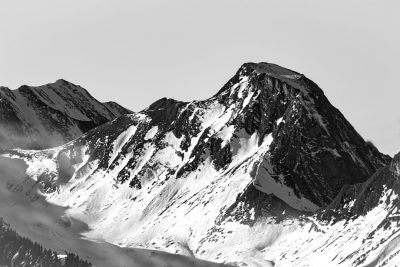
[1,0,399,156]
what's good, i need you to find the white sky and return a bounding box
[1,1,399,155]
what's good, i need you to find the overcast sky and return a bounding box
[1,1,399,155]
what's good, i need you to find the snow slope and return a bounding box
[0,155,230,267]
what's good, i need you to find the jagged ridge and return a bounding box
[0,79,132,150]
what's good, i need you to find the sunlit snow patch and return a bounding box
[144,126,158,141]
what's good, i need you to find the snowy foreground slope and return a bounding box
[1,62,397,266]
[0,79,132,150]
[0,136,226,267]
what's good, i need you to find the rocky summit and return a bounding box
[0,62,397,267]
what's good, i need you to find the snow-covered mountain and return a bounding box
[0,62,396,266]
[247,152,400,266]
[0,79,132,150]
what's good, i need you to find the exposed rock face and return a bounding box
[322,152,400,221]
[135,62,389,210]
[1,62,393,266]
[212,62,390,214]
[271,153,400,267]
[0,79,132,150]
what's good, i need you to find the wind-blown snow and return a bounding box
[216,125,235,148]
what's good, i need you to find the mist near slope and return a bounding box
[0,123,64,151]
[0,155,230,267]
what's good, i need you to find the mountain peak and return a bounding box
[212,61,390,208]
[216,62,316,99]
[14,79,77,91]
[0,80,132,150]
[244,62,303,79]
[54,78,74,86]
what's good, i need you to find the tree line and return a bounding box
[0,217,91,267]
